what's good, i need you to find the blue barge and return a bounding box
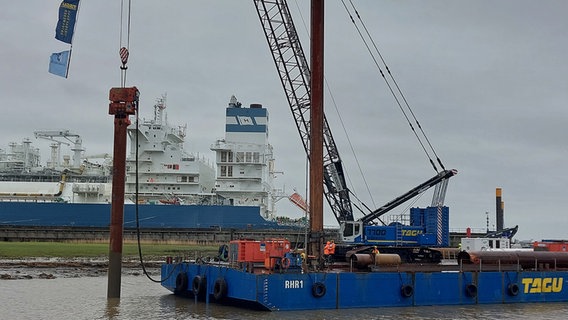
[161,261,568,310]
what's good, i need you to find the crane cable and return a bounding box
[118,0,171,284]
[340,0,446,172]
[119,0,132,87]
[134,99,174,284]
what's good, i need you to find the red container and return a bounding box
[229,238,291,268]
[534,241,568,252]
[230,240,265,263]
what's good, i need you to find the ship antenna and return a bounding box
[154,94,167,124]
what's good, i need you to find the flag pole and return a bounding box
[64,46,72,78]
[65,1,80,78]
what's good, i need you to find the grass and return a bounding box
[0,241,219,259]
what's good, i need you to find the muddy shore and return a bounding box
[0,257,162,280]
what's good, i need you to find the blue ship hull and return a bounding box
[161,263,568,311]
[0,202,280,229]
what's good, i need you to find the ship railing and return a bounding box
[458,257,562,272]
[385,213,409,225]
[0,197,63,203]
[450,227,487,234]
[72,183,106,194]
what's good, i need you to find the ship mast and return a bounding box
[308,0,325,260]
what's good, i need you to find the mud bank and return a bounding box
[0,257,161,280]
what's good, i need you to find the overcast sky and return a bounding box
[2,1,567,240]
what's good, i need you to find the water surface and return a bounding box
[2,275,567,320]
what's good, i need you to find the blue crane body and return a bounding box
[345,206,450,247]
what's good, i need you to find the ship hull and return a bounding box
[0,202,280,229]
[161,262,568,310]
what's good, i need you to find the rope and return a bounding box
[118,2,170,284]
[291,0,377,209]
[132,101,174,284]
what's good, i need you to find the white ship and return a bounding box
[0,95,282,223]
[0,131,112,203]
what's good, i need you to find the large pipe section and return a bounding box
[350,253,401,269]
[308,0,325,260]
[107,87,138,299]
[458,250,568,269]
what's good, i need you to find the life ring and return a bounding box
[192,275,206,297]
[401,284,414,298]
[465,283,478,298]
[213,278,228,301]
[508,283,519,296]
[174,272,188,294]
[281,257,291,269]
[312,282,326,298]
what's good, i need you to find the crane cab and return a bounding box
[340,221,364,243]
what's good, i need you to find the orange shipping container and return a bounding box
[230,240,266,263]
[534,241,568,252]
[229,238,291,266]
[263,239,291,269]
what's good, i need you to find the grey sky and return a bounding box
[2,1,567,240]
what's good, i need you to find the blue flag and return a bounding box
[48,50,70,78]
[55,0,80,44]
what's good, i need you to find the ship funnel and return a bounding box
[496,188,504,231]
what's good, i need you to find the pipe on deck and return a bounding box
[458,250,568,269]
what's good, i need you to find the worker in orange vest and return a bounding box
[372,246,380,255]
[324,241,331,256]
[329,240,336,255]
[323,240,336,264]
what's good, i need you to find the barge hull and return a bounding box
[0,202,281,229]
[161,263,568,310]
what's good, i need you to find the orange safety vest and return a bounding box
[324,242,330,255]
[329,242,336,255]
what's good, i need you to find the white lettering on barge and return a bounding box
[284,280,304,289]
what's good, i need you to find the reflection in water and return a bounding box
[1,275,567,320]
[105,298,120,319]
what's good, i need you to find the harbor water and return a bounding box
[2,274,568,320]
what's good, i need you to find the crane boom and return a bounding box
[360,169,457,225]
[254,0,354,223]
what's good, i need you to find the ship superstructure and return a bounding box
[211,96,277,219]
[125,95,216,205]
[0,139,41,173]
[0,135,112,203]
